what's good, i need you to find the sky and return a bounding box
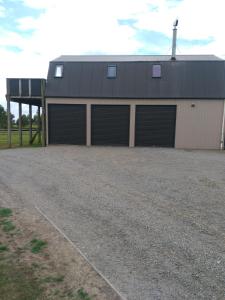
[0,0,225,116]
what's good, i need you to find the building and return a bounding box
[45,54,225,149]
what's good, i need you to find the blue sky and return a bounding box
[0,0,43,33]
[0,0,224,114]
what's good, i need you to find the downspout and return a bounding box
[220,99,225,150]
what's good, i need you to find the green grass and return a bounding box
[1,220,16,232]
[0,130,41,149]
[0,245,9,252]
[30,239,47,254]
[31,262,40,269]
[41,275,64,284]
[74,288,92,300]
[0,208,12,218]
[0,259,43,300]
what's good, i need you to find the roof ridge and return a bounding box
[52,54,223,62]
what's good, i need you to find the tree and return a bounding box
[11,113,15,126]
[0,105,7,129]
[0,104,16,128]
[33,114,38,125]
[16,114,29,127]
[33,114,41,126]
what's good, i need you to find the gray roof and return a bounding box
[46,57,225,99]
[53,54,223,62]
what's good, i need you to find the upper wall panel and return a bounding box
[45,60,225,99]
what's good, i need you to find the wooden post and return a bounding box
[18,102,22,146]
[6,95,11,148]
[38,106,41,144]
[29,104,32,145]
[41,80,46,147]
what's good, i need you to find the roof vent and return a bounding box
[171,19,178,60]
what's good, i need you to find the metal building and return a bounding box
[45,54,225,149]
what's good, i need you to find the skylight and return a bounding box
[152,64,161,78]
[107,65,117,78]
[55,65,63,77]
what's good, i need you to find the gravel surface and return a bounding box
[0,146,225,300]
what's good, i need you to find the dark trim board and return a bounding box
[45,96,225,100]
[48,104,86,145]
[91,105,130,146]
[135,105,177,147]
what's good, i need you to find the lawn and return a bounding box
[0,207,93,300]
[0,129,41,149]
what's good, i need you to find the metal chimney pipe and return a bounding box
[171,19,178,60]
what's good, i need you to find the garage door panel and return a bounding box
[135,105,176,147]
[48,104,86,145]
[92,105,130,145]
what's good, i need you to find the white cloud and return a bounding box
[22,0,56,9]
[1,0,225,114]
[14,0,225,58]
[0,29,28,49]
[18,0,145,56]
[135,0,225,56]
[16,16,40,31]
[0,4,5,17]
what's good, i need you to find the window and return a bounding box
[107,65,117,78]
[55,65,63,77]
[152,64,161,78]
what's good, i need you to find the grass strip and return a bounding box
[0,244,8,252]
[30,239,47,254]
[0,259,43,300]
[1,220,16,232]
[0,208,12,218]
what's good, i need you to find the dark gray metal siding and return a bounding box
[91,105,130,145]
[21,79,29,96]
[48,104,86,145]
[9,79,19,96]
[7,78,43,97]
[31,79,42,96]
[135,105,176,147]
[46,61,225,99]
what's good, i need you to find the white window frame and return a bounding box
[152,64,161,78]
[107,65,117,78]
[55,65,63,78]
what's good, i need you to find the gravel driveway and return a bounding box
[0,146,225,300]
